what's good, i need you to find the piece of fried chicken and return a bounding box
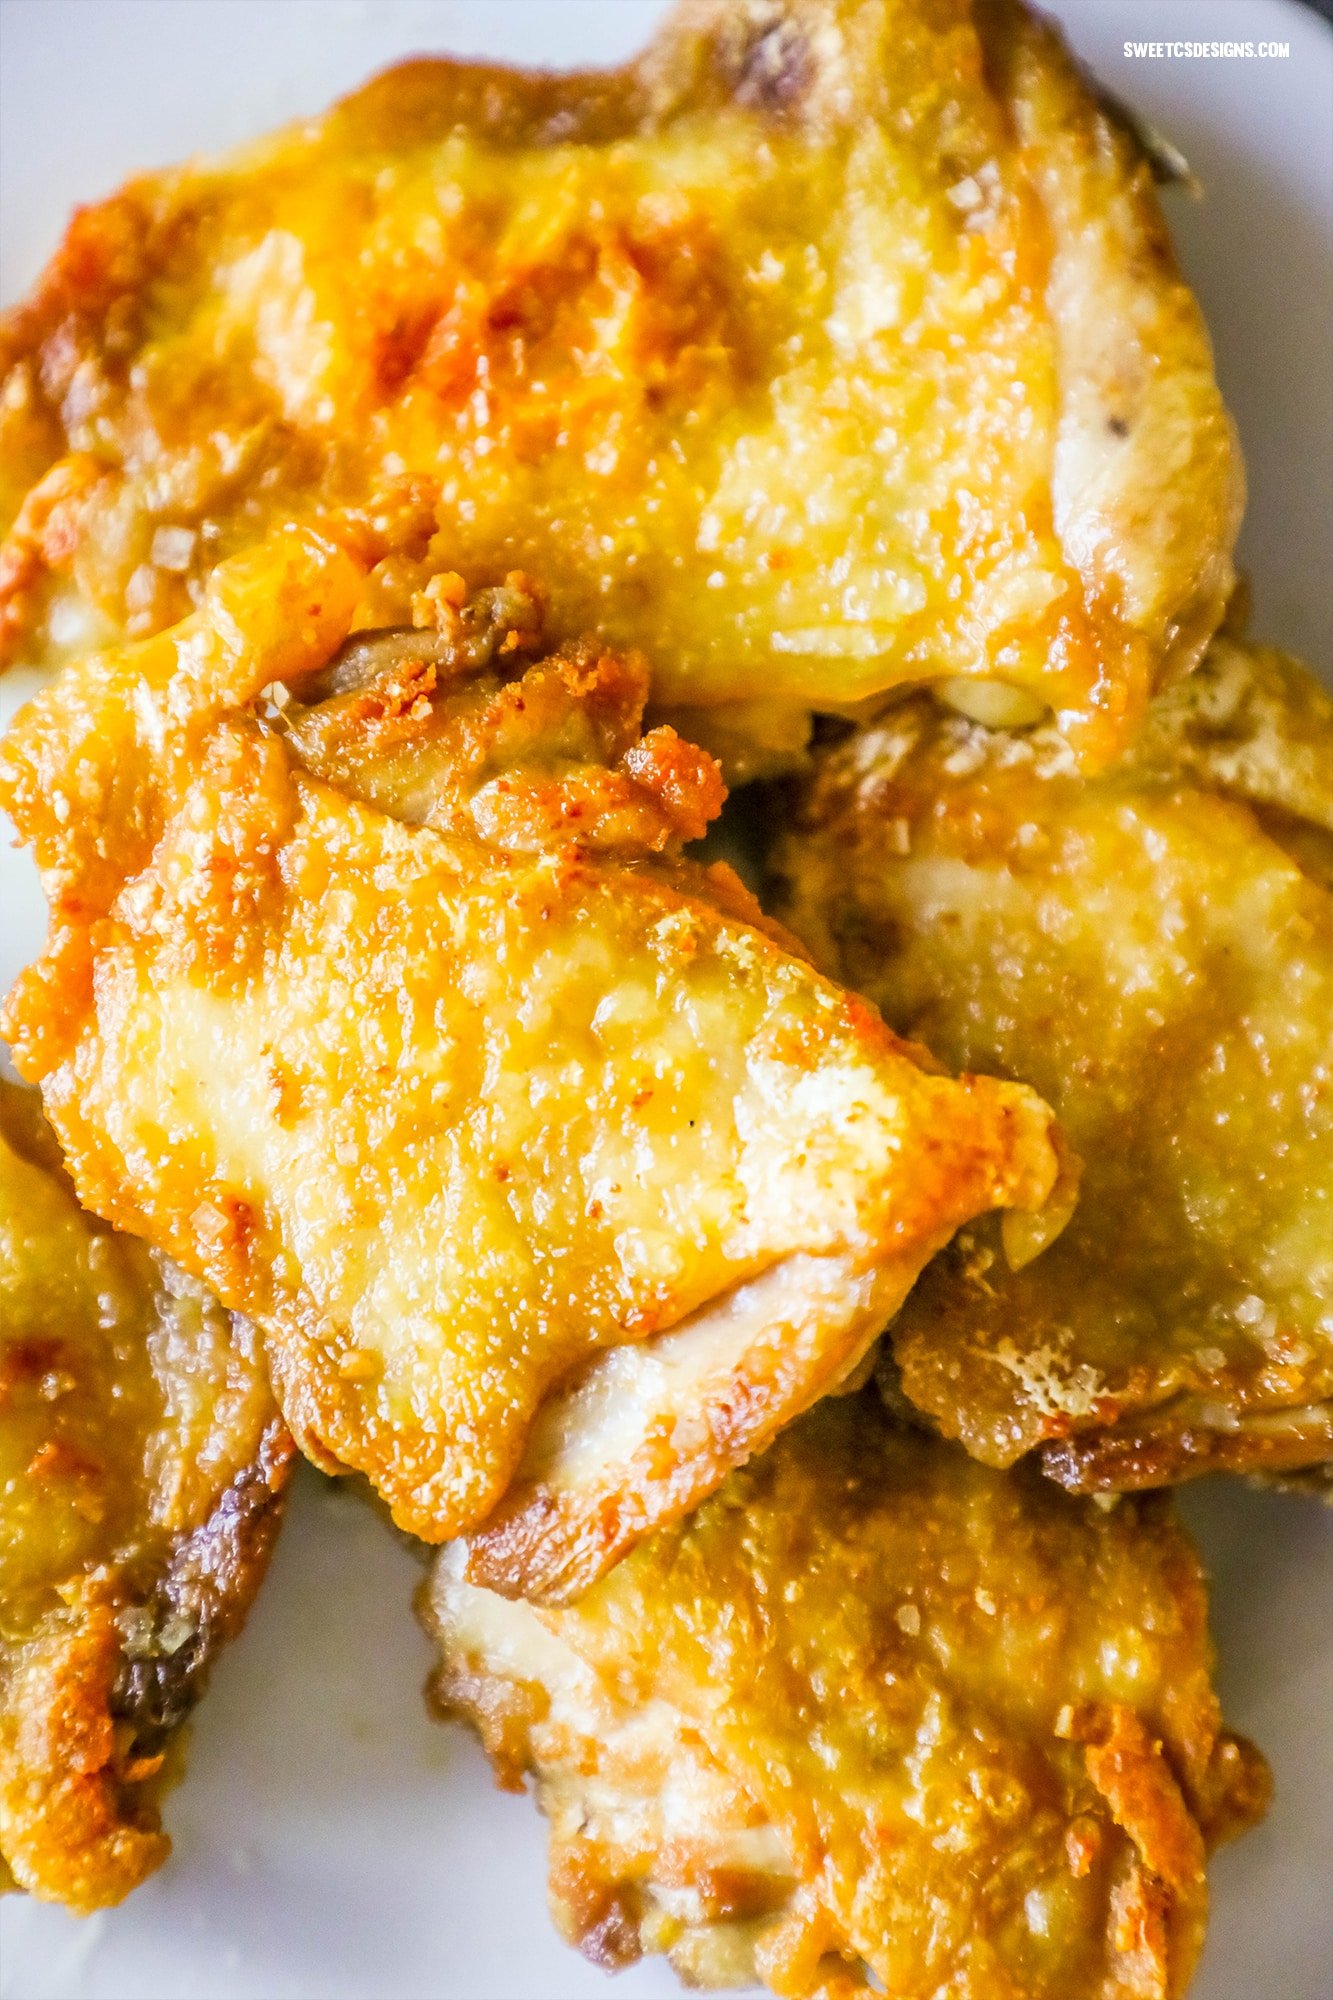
[774,635,1333,1489]
[425,1392,1268,2000]
[0,1074,288,1912]
[0,527,1061,1601]
[0,0,1237,767]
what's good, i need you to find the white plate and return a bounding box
[1,5,1330,1997]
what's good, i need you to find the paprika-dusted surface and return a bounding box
[0,0,1238,767]
[427,1394,1268,1999]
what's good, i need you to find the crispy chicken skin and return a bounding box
[0,1076,288,1912]
[0,528,1061,1600]
[426,1394,1268,2000]
[0,0,1237,765]
[773,637,1333,1488]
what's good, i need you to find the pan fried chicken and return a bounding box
[0,0,1237,765]
[774,636,1333,1488]
[0,528,1062,1601]
[0,1076,288,1911]
[426,1394,1268,2000]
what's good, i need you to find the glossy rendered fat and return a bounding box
[0,0,1238,764]
[427,1396,1269,2000]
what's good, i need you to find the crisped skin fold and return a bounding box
[0,1077,289,1912]
[0,529,1061,1599]
[773,635,1333,1487]
[0,0,1237,765]
[425,1395,1269,2000]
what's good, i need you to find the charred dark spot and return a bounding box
[809,712,857,749]
[112,1423,290,1755]
[1106,414,1130,439]
[2,1336,66,1386]
[370,303,441,397]
[298,581,546,708]
[578,1889,645,1972]
[732,13,811,112]
[114,1616,207,1755]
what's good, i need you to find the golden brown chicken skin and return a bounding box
[0,1076,288,1912]
[0,0,1237,766]
[426,1393,1268,2000]
[773,636,1333,1489]
[0,528,1061,1600]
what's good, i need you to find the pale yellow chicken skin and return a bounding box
[774,636,1333,1487]
[0,528,1061,1601]
[427,1394,1268,2000]
[0,1077,288,1912]
[0,0,1238,766]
